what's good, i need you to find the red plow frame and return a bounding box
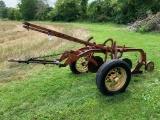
[8,22,154,96]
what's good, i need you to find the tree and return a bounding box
[35,7,53,20]
[1,7,8,18]
[0,0,5,11]
[18,0,38,20]
[113,0,137,24]
[88,0,112,22]
[113,0,160,24]
[53,0,81,21]
[7,8,15,20]
[80,0,88,20]
[88,0,101,22]
[18,0,50,20]
[34,0,53,20]
[14,9,22,20]
[0,0,6,17]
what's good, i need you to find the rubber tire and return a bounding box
[96,59,131,96]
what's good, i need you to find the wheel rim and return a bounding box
[105,67,127,91]
[76,57,88,72]
[146,61,154,71]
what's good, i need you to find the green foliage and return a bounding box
[52,0,81,22]
[88,0,112,22]
[18,0,46,20]
[14,9,22,20]
[0,7,22,20]
[19,0,38,20]
[0,0,5,12]
[7,8,16,20]
[34,0,50,20]
[46,8,58,21]
[35,7,53,20]
[26,0,88,22]
[113,0,137,24]
[0,0,22,20]
[87,0,160,24]
[113,0,160,24]
[1,7,8,18]
[1,0,160,26]
[137,25,148,32]
[18,0,50,21]
[0,0,6,17]
[0,0,5,7]
[80,0,88,20]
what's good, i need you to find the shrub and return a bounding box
[137,25,147,32]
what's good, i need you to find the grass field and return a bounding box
[0,21,160,120]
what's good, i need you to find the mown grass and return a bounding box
[0,21,160,120]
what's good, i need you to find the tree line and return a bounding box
[0,0,160,24]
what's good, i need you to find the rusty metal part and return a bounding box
[75,57,88,73]
[122,58,132,69]
[88,56,103,73]
[145,61,154,71]
[8,22,153,74]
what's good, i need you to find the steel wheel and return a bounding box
[69,57,88,74]
[145,61,154,71]
[75,57,88,73]
[105,67,127,91]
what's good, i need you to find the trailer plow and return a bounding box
[8,22,154,95]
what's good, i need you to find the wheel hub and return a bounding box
[145,61,154,71]
[105,67,127,91]
[75,57,88,72]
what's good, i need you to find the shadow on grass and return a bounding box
[66,70,132,102]
[96,90,132,104]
